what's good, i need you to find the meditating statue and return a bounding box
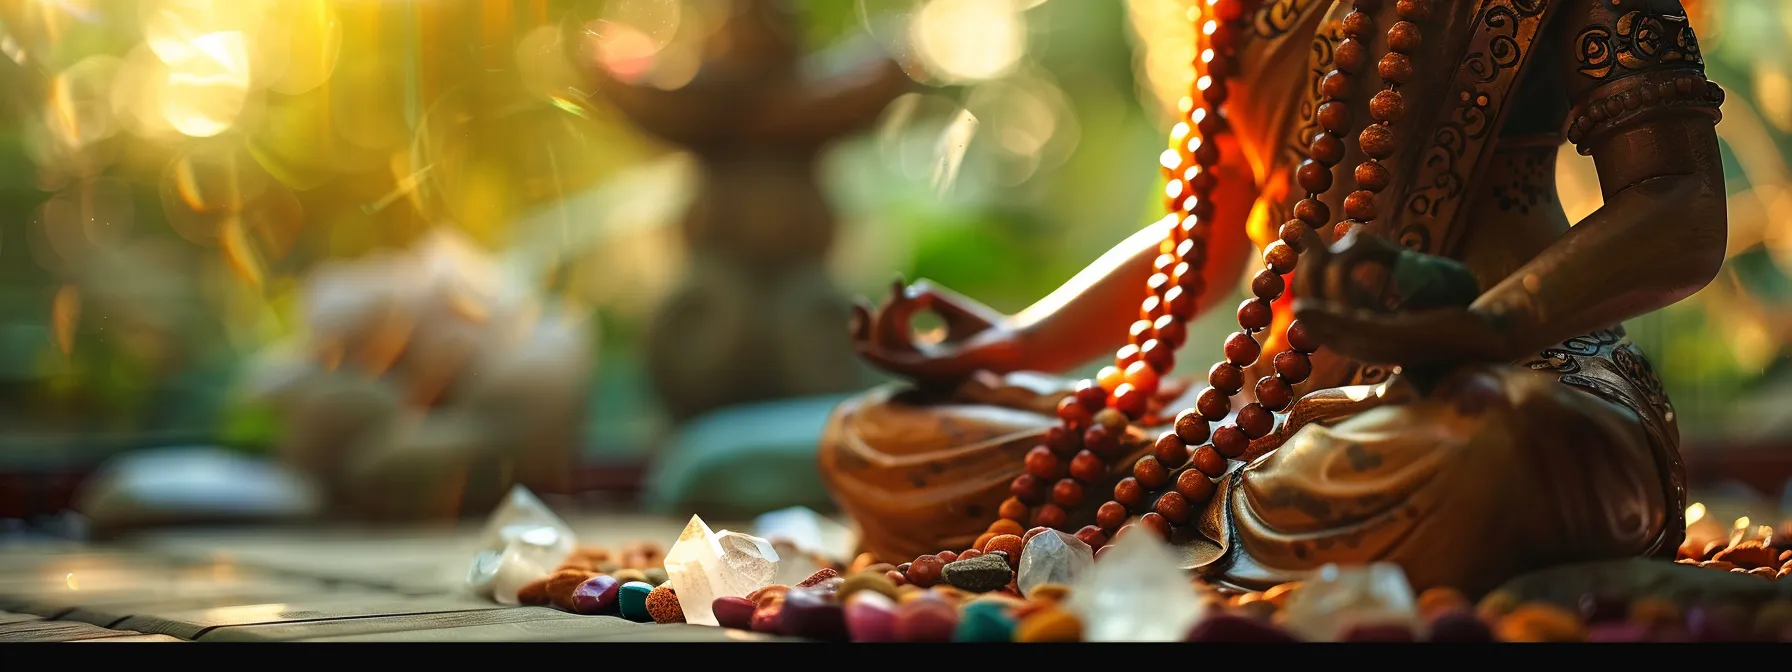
[821,0,1728,596]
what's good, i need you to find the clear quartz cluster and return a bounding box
[1017,529,1094,596]
[664,515,780,626]
[465,485,577,604]
[1064,531,1207,641]
[1280,563,1420,641]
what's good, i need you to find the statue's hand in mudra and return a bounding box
[849,277,1020,387]
[1290,227,1507,368]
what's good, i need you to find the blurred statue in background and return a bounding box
[586,0,915,421]
[250,229,593,521]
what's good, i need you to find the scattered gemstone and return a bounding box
[895,596,959,642]
[1185,614,1299,642]
[469,485,576,601]
[568,576,619,615]
[954,600,1018,642]
[646,584,686,624]
[798,568,841,588]
[778,587,850,641]
[1426,610,1494,642]
[941,553,1014,593]
[845,591,900,642]
[618,581,656,622]
[712,596,757,630]
[1013,608,1083,642]
[1063,528,1206,641]
[839,571,901,602]
[1280,563,1419,642]
[1494,603,1589,642]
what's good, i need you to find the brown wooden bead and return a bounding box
[1296,159,1333,193]
[999,496,1029,522]
[1293,198,1330,227]
[1212,425,1248,458]
[1192,445,1228,477]
[1333,220,1361,242]
[1237,299,1273,331]
[1209,361,1244,395]
[1213,0,1246,21]
[1316,101,1350,133]
[1033,504,1068,530]
[1097,365,1126,393]
[1125,318,1154,344]
[1342,10,1375,38]
[1278,220,1308,250]
[1174,263,1205,294]
[1359,124,1395,159]
[1174,408,1211,444]
[1083,426,1121,462]
[1095,408,1130,434]
[1145,271,1170,295]
[1155,491,1192,525]
[1162,285,1195,321]
[1188,169,1218,193]
[1012,474,1047,504]
[1370,89,1405,122]
[1201,78,1229,107]
[1308,132,1345,166]
[1388,20,1422,52]
[1112,382,1149,418]
[1287,319,1319,353]
[1141,339,1175,372]
[1044,425,1079,457]
[1123,360,1160,396]
[1210,16,1239,50]
[1355,160,1391,192]
[1274,349,1313,384]
[1137,512,1172,540]
[1141,295,1164,321]
[1344,190,1378,220]
[1025,445,1062,479]
[1251,268,1285,300]
[1264,241,1298,273]
[1334,39,1367,74]
[1073,380,1106,411]
[1096,500,1128,532]
[1074,526,1108,550]
[1051,478,1085,508]
[1152,315,1187,349]
[1152,252,1176,273]
[1197,387,1231,421]
[1134,455,1170,489]
[1113,477,1145,508]
[1378,52,1413,84]
[1256,376,1293,412]
[1153,431,1189,468]
[1056,396,1092,429]
[1176,468,1216,503]
[1224,331,1262,366]
[1069,450,1106,484]
[1320,70,1355,101]
[1236,403,1274,439]
[1396,0,1431,20]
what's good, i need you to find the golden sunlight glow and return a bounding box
[913,0,1026,83]
[1755,63,1792,134]
[261,0,341,96]
[46,55,122,151]
[52,287,79,356]
[1684,501,1706,527]
[1127,0,1197,119]
[160,31,254,137]
[65,572,78,591]
[1734,516,1751,530]
[587,0,683,84]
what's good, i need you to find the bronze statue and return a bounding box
[821,0,1727,597]
[589,0,915,421]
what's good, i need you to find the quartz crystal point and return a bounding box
[1064,530,1205,641]
[1017,530,1094,597]
[754,506,858,561]
[1281,563,1420,642]
[664,515,781,626]
[466,485,576,601]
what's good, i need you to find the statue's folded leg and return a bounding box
[1192,365,1671,596]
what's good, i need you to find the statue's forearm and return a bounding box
[1470,120,1727,359]
[1008,150,1258,374]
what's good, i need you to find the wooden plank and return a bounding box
[116,593,505,640]
[0,612,43,626]
[59,581,352,628]
[568,624,795,643]
[209,607,608,642]
[0,619,143,642]
[71,633,187,642]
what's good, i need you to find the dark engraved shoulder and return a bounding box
[1565,0,1704,88]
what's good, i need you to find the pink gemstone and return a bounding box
[569,575,620,615]
[845,593,899,642]
[893,598,958,642]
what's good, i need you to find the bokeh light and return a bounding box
[911,0,1026,83]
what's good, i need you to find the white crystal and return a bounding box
[770,539,825,587]
[1064,531,1205,641]
[663,515,781,626]
[465,485,576,600]
[753,506,858,561]
[1281,563,1419,642]
[1017,530,1094,596]
[488,540,565,605]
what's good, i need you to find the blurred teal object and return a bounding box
[642,395,854,517]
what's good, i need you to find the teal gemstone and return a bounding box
[952,601,1017,642]
[618,581,656,622]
